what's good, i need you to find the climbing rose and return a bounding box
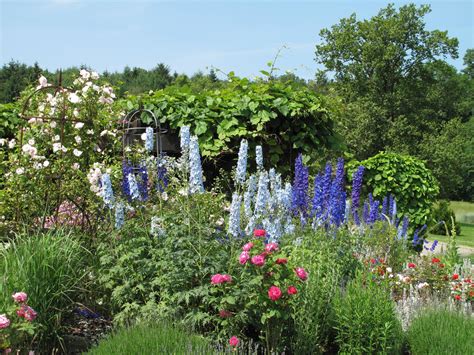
[0,314,10,329]
[265,242,279,253]
[295,267,308,281]
[276,258,287,264]
[268,286,282,301]
[229,336,239,347]
[242,242,254,252]
[254,229,266,237]
[452,274,459,280]
[287,286,298,295]
[239,251,250,265]
[12,292,27,303]
[408,263,416,268]
[211,274,224,285]
[251,254,265,267]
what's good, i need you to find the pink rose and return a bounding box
[268,285,282,301]
[242,242,254,252]
[287,286,298,295]
[295,267,308,281]
[211,274,224,285]
[251,254,265,267]
[239,251,250,264]
[222,274,232,283]
[265,242,279,253]
[12,291,28,303]
[24,306,37,322]
[229,336,239,347]
[254,229,266,237]
[0,314,10,329]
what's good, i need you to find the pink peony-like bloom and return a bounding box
[254,229,266,237]
[222,274,232,283]
[0,314,10,329]
[276,258,287,264]
[24,306,37,322]
[239,251,250,265]
[12,291,28,303]
[211,274,224,285]
[268,286,282,301]
[229,336,239,347]
[251,254,265,267]
[264,242,279,253]
[287,286,298,295]
[242,242,254,252]
[295,267,308,281]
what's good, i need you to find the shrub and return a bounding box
[0,231,89,348]
[333,270,403,354]
[353,152,439,231]
[407,309,474,354]
[431,200,461,236]
[87,322,214,354]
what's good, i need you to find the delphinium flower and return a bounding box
[157,156,168,193]
[180,126,190,153]
[367,200,380,224]
[256,145,263,170]
[397,216,409,240]
[189,135,205,194]
[311,173,324,219]
[145,127,154,152]
[100,173,115,208]
[114,202,125,229]
[363,201,369,224]
[351,166,365,225]
[254,171,269,218]
[264,217,282,242]
[122,160,133,200]
[328,158,346,226]
[381,195,388,219]
[127,173,140,200]
[388,195,397,223]
[227,193,242,238]
[138,163,149,201]
[291,153,309,217]
[243,174,257,218]
[235,139,248,186]
[412,225,427,247]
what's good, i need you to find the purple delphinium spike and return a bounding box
[122,160,133,200]
[351,166,364,225]
[157,156,168,193]
[363,201,369,224]
[291,153,309,217]
[328,158,346,226]
[368,200,379,224]
[399,216,409,240]
[430,240,438,252]
[321,162,333,215]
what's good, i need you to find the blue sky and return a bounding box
[1,0,473,79]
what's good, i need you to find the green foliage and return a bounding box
[0,231,89,348]
[407,309,474,355]
[431,200,461,236]
[333,270,403,354]
[354,152,439,230]
[87,322,214,354]
[0,103,21,139]
[120,75,336,172]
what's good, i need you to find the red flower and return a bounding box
[251,254,265,267]
[254,229,266,237]
[276,258,288,264]
[295,267,308,281]
[454,295,461,301]
[408,263,416,268]
[431,257,441,263]
[370,258,376,264]
[287,286,298,295]
[439,263,445,268]
[452,274,459,280]
[219,310,232,318]
[229,336,239,347]
[268,286,282,301]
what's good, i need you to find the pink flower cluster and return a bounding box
[0,314,10,329]
[211,274,232,285]
[0,292,37,332]
[43,200,85,229]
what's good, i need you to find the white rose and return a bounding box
[91,72,99,80]
[50,121,57,128]
[52,143,61,152]
[8,140,15,149]
[43,160,50,167]
[86,129,94,135]
[80,69,90,80]
[68,93,81,104]
[74,122,84,129]
[73,149,83,157]
[72,163,80,170]
[38,75,48,87]
[75,136,82,144]
[28,139,35,145]
[16,167,24,175]
[53,135,60,142]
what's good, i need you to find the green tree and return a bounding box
[463,48,474,79]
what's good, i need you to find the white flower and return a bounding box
[99,96,113,104]
[38,104,45,112]
[75,136,82,144]
[28,139,35,145]
[8,139,15,149]
[33,162,42,170]
[28,117,43,124]
[73,109,80,118]
[80,69,90,80]
[140,132,147,141]
[68,93,81,104]
[50,121,57,128]
[16,167,24,175]
[74,122,84,129]
[91,71,99,80]
[100,130,108,137]
[22,144,37,158]
[416,282,430,289]
[53,143,61,152]
[53,135,60,142]
[86,129,94,135]
[73,149,83,157]
[43,160,50,167]
[38,75,48,87]
[92,85,100,92]
[72,163,80,170]
[0,139,6,146]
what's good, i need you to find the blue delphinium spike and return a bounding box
[363,201,369,224]
[114,202,125,229]
[254,171,269,217]
[397,216,409,240]
[100,173,115,208]
[291,153,309,217]
[122,160,133,200]
[351,166,364,225]
[256,145,263,170]
[180,126,190,153]
[189,136,205,194]
[381,195,388,219]
[138,163,148,201]
[127,173,140,200]
[235,139,248,186]
[368,200,379,224]
[227,193,242,238]
[145,127,154,152]
[157,156,168,193]
[328,158,345,226]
